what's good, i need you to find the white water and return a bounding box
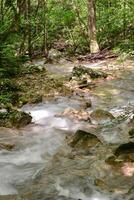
[0,97,85,196]
[0,64,134,199]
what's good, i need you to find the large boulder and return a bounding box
[67,129,101,149]
[0,109,32,128]
[90,109,115,124]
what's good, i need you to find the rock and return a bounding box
[82,100,92,109]
[114,142,134,156]
[68,75,95,90]
[55,108,91,122]
[94,179,107,190]
[106,142,134,165]
[0,143,15,151]
[30,95,43,104]
[10,110,32,128]
[114,142,134,162]
[72,65,107,79]
[128,113,134,126]
[0,109,32,128]
[90,109,115,123]
[67,129,101,149]
[105,155,117,165]
[48,48,62,61]
[129,128,134,138]
[22,64,46,74]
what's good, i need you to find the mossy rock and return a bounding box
[21,64,47,75]
[72,65,107,79]
[68,129,101,149]
[0,109,32,128]
[90,109,115,123]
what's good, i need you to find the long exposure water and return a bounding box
[0,61,134,200]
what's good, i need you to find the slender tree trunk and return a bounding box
[42,0,48,57]
[123,0,126,40]
[27,0,32,58]
[88,0,99,53]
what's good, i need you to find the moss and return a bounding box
[0,109,32,128]
[90,109,115,120]
[68,129,101,149]
[72,65,107,79]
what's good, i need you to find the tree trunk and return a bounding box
[88,0,99,53]
[27,0,32,58]
[42,0,48,57]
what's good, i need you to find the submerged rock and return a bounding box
[0,109,32,128]
[82,100,92,109]
[72,65,107,79]
[129,128,134,138]
[90,109,115,124]
[56,108,91,122]
[67,129,101,149]
[0,142,15,151]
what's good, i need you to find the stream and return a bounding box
[0,61,134,200]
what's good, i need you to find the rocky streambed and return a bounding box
[0,59,134,200]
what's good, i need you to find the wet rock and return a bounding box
[114,142,134,162]
[67,129,101,149]
[128,114,134,126]
[0,109,32,128]
[72,65,107,79]
[129,128,134,138]
[56,108,91,122]
[82,100,92,109]
[114,142,134,156]
[105,155,121,166]
[94,178,107,190]
[90,109,115,123]
[0,142,15,151]
[48,48,62,62]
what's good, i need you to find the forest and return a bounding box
[0,0,134,200]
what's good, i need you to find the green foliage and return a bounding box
[1,0,134,55]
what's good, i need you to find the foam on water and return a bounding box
[0,97,84,195]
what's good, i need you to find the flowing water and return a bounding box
[0,61,134,200]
